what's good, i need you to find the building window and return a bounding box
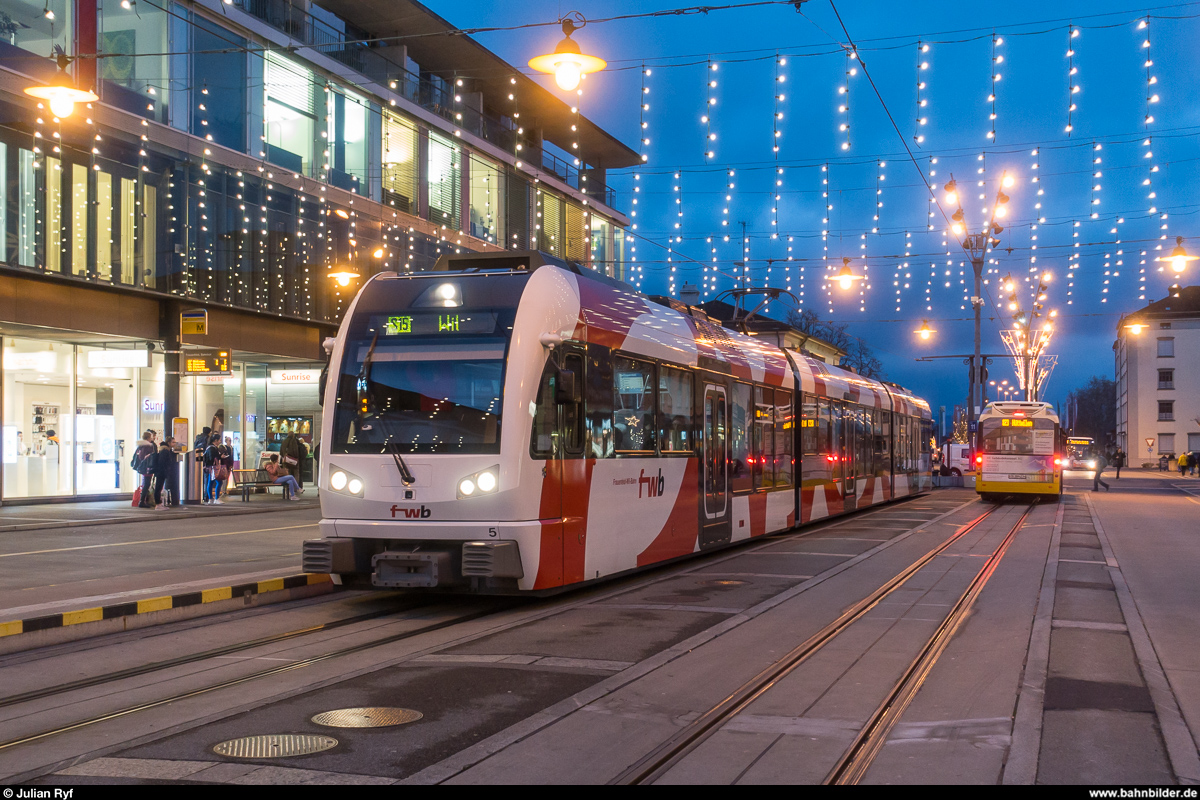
[0,0,73,63]
[382,111,419,214]
[1157,337,1174,357]
[327,90,370,191]
[264,52,316,175]
[1159,369,1174,390]
[98,0,170,123]
[468,155,504,244]
[1158,401,1174,421]
[427,131,461,230]
[192,15,247,152]
[1159,322,1171,329]
[1159,434,1175,455]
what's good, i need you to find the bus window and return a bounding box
[658,366,694,454]
[613,356,655,453]
[730,383,752,492]
[775,388,794,487]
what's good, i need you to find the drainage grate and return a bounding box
[213,734,338,759]
[312,707,424,728]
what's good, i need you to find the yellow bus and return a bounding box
[975,401,1062,502]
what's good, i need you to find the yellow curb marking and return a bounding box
[202,587,234,603]
[136,596,173,614]
[62,608,104,626]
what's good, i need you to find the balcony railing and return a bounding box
[1159,381,1175,390]
[1158,413,1174,421]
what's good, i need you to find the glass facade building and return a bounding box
[0,0,636,502]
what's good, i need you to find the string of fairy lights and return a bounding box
[616,7,1199,324]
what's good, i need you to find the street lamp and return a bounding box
[941,169,1016,432]
[914,320,936,340]
[23,49,97,119]
[1155,236,1198,274]
[834,257,865,291]
[327,267,360,287]
[529,13,607,91]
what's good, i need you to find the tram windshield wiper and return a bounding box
[388,442,416,486]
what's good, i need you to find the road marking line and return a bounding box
[0,523,317,559]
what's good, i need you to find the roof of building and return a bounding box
[313,0,641,170]
[1120,285,1200,327]
[697,300,848,356]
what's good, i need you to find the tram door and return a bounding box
[838,402,857,512]
[701,384,732,547]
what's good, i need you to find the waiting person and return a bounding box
[151,441,175,509]
[218,436,235,499]
[1179,452,1189,477]
[1159,453,1170,472]
[1113,447,1125,479]
[193,426,212,454]
[1093,451,1111,493]
[132,430,157,508]
[264,454,302,500]
[202,434,223,504]
[1189,451,1198,477]
[280,431,307,487]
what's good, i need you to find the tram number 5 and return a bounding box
[488,527,498,538]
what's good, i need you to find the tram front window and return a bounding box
[332,340,505,454]
[979,418,1056,455]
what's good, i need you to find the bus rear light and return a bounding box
[1054,457,1063,466]
[976,454,983,464]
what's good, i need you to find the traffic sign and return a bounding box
[181,309,208,336]
[1145,437,1155,448]
[968,420,978,433]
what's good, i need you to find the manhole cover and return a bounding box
[213,734,337,759]
[312,707,423,728]
[698,579,746,586]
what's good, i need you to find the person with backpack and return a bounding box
[132,430,157,508]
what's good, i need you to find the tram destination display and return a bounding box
[381,311,498,336]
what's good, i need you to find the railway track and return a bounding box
[612,500,1035,785]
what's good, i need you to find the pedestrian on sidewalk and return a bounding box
[264,454,303,500]
[280,431,307,491]
[151,441,174,509]
[218,436,234,500]
[132,430,157,508]
[1093,452,1111,492]
[203,434,223,504]
[1179,452,1188,477]
[1159,453,1170,472]
[1188,451,1198,477]
[1113,447,1125,479]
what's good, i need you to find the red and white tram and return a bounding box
[303,252,933,593]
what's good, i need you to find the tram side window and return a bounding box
[562,353,584,456]
[613,356,656,453]
[920,419,934,469]
[908,417,919,470]
[800,394,818,457]
[817,397,832,464]
[730,383,752,492]
[873,411,886,476]
[530,359,557,458]
[775,388,794,487]
[895,415,908,472]
[861,408,875,477]
[585,348,614,458]
[754,386,771,488]
[880,413,891,473]
[658,365,694,454]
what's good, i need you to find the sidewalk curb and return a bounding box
[0,501,321,534]
[0,573,335,655]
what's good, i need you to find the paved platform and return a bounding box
[0,494,320,533]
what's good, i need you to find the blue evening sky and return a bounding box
[426,0,1200,423]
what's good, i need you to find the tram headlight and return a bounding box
[328,467,364,496]
[457,466,499,498]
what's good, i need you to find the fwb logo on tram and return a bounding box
[639,468,665,499]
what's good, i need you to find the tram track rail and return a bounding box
[0,599,512,754]
[0,491,975,776]
[612,500,1033,785]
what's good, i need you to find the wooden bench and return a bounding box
[231,468,292,501]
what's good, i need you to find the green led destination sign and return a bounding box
[381,312,497,336]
